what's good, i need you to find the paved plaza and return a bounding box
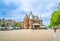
[0,29,60,41]
[54,29,60,41]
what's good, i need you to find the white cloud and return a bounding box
[1,0,60,25]
[41,11,52,18]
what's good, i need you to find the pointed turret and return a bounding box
[24,14,29,19]
[24,14,29,29]
[39,15,42,25]
[39,15,42,20]
[29,12,33,19]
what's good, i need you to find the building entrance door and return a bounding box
[34,25,40,29]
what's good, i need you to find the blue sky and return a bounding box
[0,0,60,26]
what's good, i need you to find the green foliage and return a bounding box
[50,9,60,27]
[42,25,46,26]
[16,22,21,28]
[48,24,52,28]
[49,3,60,28]
[2,23,5,27]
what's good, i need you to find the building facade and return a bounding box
[24,12,42,29]
[0,19,16,27]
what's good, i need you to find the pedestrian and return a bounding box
[54,28,57,33]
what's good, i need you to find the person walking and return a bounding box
[54,27,57,33]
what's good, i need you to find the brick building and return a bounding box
[23,12,42,29]
[0,19,16,27]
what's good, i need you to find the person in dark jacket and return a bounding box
[54,28,57,33]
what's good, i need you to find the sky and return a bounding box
[0,0,60,26]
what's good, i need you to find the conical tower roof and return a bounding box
[39,15,42,20]
[29,11,33,19]
[24,14,29,18]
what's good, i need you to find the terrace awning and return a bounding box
[32,23,41,25]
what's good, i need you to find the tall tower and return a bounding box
[39,15,42,25]
[24,14,29,29]
[29,12,33,29]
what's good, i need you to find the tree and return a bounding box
[16,22,22,28]
[2,23,5,27]
[49,3,60,28]
[49,9,60,28]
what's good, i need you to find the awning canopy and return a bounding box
[32,23,41,25]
